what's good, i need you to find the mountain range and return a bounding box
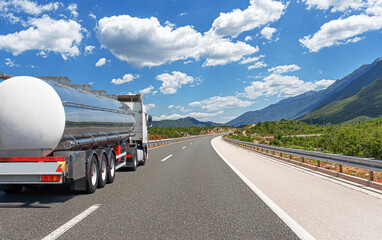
[227,57,382,126]
[152,117,223,128]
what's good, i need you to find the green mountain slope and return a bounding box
[152,117,222,128]
[301,77,382,124]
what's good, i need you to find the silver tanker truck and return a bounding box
[0,76,152,194]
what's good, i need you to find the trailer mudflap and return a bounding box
[53,151,86,180]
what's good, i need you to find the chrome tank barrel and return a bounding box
[0,76,135,157]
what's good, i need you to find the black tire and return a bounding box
[107,153,116,184]
[2,185,23,194]
[98,154,107,188]
[85,155,99,194]
[127,148,138,171]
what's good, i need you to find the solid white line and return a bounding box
[190,143,193,145]
[41,204,101,240]
[161,154,173,162]
[181,146,186,149]
[211,137,315,240]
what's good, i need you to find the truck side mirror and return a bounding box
[148,115,153,128]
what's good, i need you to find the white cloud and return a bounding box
[244,35,253,41]
[0,0,61,16]
[139,85,154,95]
[153,111,223,121]
[168,105,174,109]
[5,58,18,67]
[302,0,365,12]
[156,71,194,94]
[244,74,334,99]
[268,64,300,74]
[260,26,277,40]
[239,54,265,64]
[189,95,253,111]
[210,0,286,37]
[179,12,187,16]
[0,15,83,59]
[314,79,335,88]
[89,12,96,20]
[164,20,175,28]
[67,3,78,18]
[145,103,156,111]
[95,58,107,67]
[96,15,257,68]
[85,45,95,55]
[299,14,382,52]
[248,61,267,70]
[111,74,140,85]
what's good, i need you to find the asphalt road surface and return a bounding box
[0,135,299,240]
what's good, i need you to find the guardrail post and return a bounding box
[317,160,320,167]
[339,165,343,173]
[266,149,268,153]
[370,171,374,181]
[301,157,304,163]
[272,151,275,155]
[280,152,282,157]
[289,154,292,160]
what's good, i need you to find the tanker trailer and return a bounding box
[0,76,151,194]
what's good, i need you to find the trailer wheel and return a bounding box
[2,185,23,194]
[107,153,116,184]
[85,155,99,194]
[98,153,107,188]
[127,148,138,171]
[140,147,148,166]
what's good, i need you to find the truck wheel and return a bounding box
[140,147,147,166]
[2,185,23,194]
[127,148,138,171]
[98,154,107,188]
[85,155,99,194]
[107,153,116,184]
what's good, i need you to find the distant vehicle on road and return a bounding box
[0,76,152,194]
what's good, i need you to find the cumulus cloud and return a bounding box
[0,15,83,59]
[248,61,267,70]
[0,0,61,16]
[85,45,95,55]
[139,85,155,95]
[244,74,335,99]
[153,111,223,121]
[95,58,107,67]
[300,0,382,52]
[244,35,253,41]
[67,3,78,18]
[168,105,174,109]
[156,71,195,94]
[145,103,156,111]
[111,73,140,85]
[5,58,18,67]
[301,0,364,12]
[260,26,277,40]
[210,0,286,37]
[268,64,300,74]
[300,14,382,52]
[96,15,257,68]
[189,95,253,111]
[240,54,265,64]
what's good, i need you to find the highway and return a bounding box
[0,135,298,240]
[2,135,382,240]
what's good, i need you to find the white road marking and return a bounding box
[190,143,193,145]
[211,138,315,240]
[41,204,101,240]
[161,154,173,162]
[181,146,186,149]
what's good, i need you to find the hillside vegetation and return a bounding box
[229,119,382,160]
[149,126,233,139]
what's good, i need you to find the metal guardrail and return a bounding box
[223,136,382,181]
[148,135,205,148]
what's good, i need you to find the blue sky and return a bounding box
[1,0,381,123]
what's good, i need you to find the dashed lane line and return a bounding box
[161,154,173,162]
[41,204,101,240]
